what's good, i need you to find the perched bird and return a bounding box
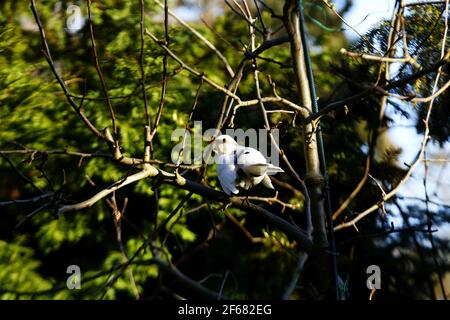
[210,134,284,195]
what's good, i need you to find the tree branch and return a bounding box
[30,0,102,138]
[152,0,235,77]
[306,49,450,124]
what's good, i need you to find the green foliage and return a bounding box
[0,240,52,299]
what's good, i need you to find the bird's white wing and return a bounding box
[216,154,239,195]
[236,147,283,176]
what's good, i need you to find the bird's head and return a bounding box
[209,134,238,155]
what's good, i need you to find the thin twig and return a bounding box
[146,30,241,101]
[87,0,118,144]
[0,153,43,194]
[335,0,450,232]
[306,49,450,123]
[321,0,382,53]
[14,203,50,232]
[139,2,151,128]
[152,0,235,77]
[0,192,54,206]
[149,0,169,146]
[106,194,140,299]
[30,0,102,138]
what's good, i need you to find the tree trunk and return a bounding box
[283,0,332,299]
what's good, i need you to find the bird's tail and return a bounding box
[266,164,284,175]
[261,175,275,189]
[241,164,284,176]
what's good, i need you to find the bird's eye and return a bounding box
[222,138,226,143]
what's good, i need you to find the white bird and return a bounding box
[210,134,284,195]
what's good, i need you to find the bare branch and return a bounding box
[145,30,241,102]
[30,0,102,138]
[153,257,229,300]
[152,0,235,77]
[0,153,43,194]
[340,48,420,66]
[321,0,382,53]
[0,192,54,207]
[14,203,50,231]
[306,49,450,124]
[87,0,119,143]
[149,0,170,147]
[404,1,447,7]
[139,0,152,130]
[335,0,450,231]
[57,165,158,215]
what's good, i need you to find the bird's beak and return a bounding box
[208,137,215,145]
